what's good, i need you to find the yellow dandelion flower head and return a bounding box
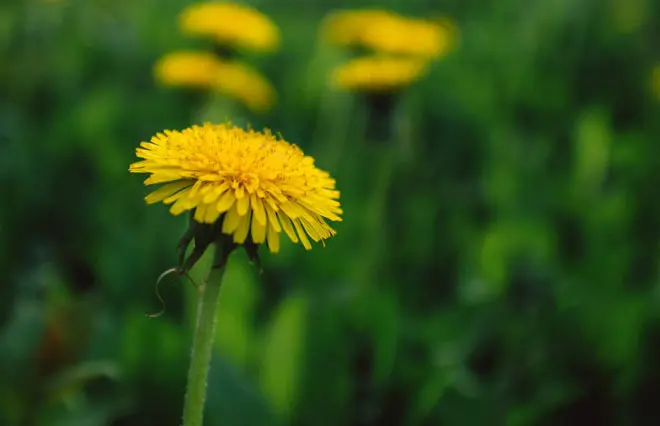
[321,9,457,59]
[212,60,276,113]
[129,123,342,253]
[359,16,456,59]
[154,51,222,88]
[653,65,660,100]
[321,9,397,47]
[331,55,428,93]
[179,2,280,52]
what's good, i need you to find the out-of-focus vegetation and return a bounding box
[2,0,660,425]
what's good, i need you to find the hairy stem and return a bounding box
[181,249,226,426]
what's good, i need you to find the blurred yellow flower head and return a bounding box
[331,55,428,93]
[322,9,396,46]
[322,9,457,59]
[153,51,276,113]
[213,60,276,113]
[154,51,221,88]
[129,123,342,252]
[179,2,280,52]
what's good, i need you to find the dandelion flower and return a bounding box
[154,51,222,88]
[213,60,276,113]
[322,9,456,60]
[359,16,455,59]
[179,2,280,53]
[321,9,396,47]
[154,52,275,113]
[129,123,342,253]
[331,55,428,93]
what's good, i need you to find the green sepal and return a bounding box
[177,211,237,274]
[243,240,263,274]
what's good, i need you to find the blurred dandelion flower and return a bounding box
[179,2,280,53]
[129,123,342,252]
[321,9,396,46]
[154,52,276,113]
[331,55,428,93]
[360,16,454,59]
[154,51,222,88]
[213,60,276,113]
[322,9,457,60]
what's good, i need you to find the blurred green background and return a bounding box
[2,0,660,425]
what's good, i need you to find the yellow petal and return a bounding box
[217,191,236,213]
[170,195,194,215]
[300,217,322,242]
[222,205,241,234]
[163,188,192,205]
[204,203,222,223]
[251,194,267,226]
[299,197,342,222]
[233,211,251,244]
[237,194,250,216]
[310,214,334,239]
[194,204,208,222]
[198,184,215,196]
[316,224,335,239]
[188,180,204,200]
[293,219,312,250]
[265,202,281,232]
[145,181,192,204]
[264,197,280,212]
[266,225,280,253]
[279,201,300,219]
[202,182,229,204]
[144,173,182,185]
[163,187,194,206]
[277,211,298,243]
[251,213,267,244]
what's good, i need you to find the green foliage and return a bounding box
[258,293,307,421]
[2,0,660,425]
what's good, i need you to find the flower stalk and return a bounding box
[364,92,397,142]
[181,245,228,426]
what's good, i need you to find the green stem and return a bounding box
[356,148,396,286]
[181,248,226,426]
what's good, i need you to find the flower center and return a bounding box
[231,172,260,194]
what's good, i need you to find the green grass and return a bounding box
[1,0,660,425]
